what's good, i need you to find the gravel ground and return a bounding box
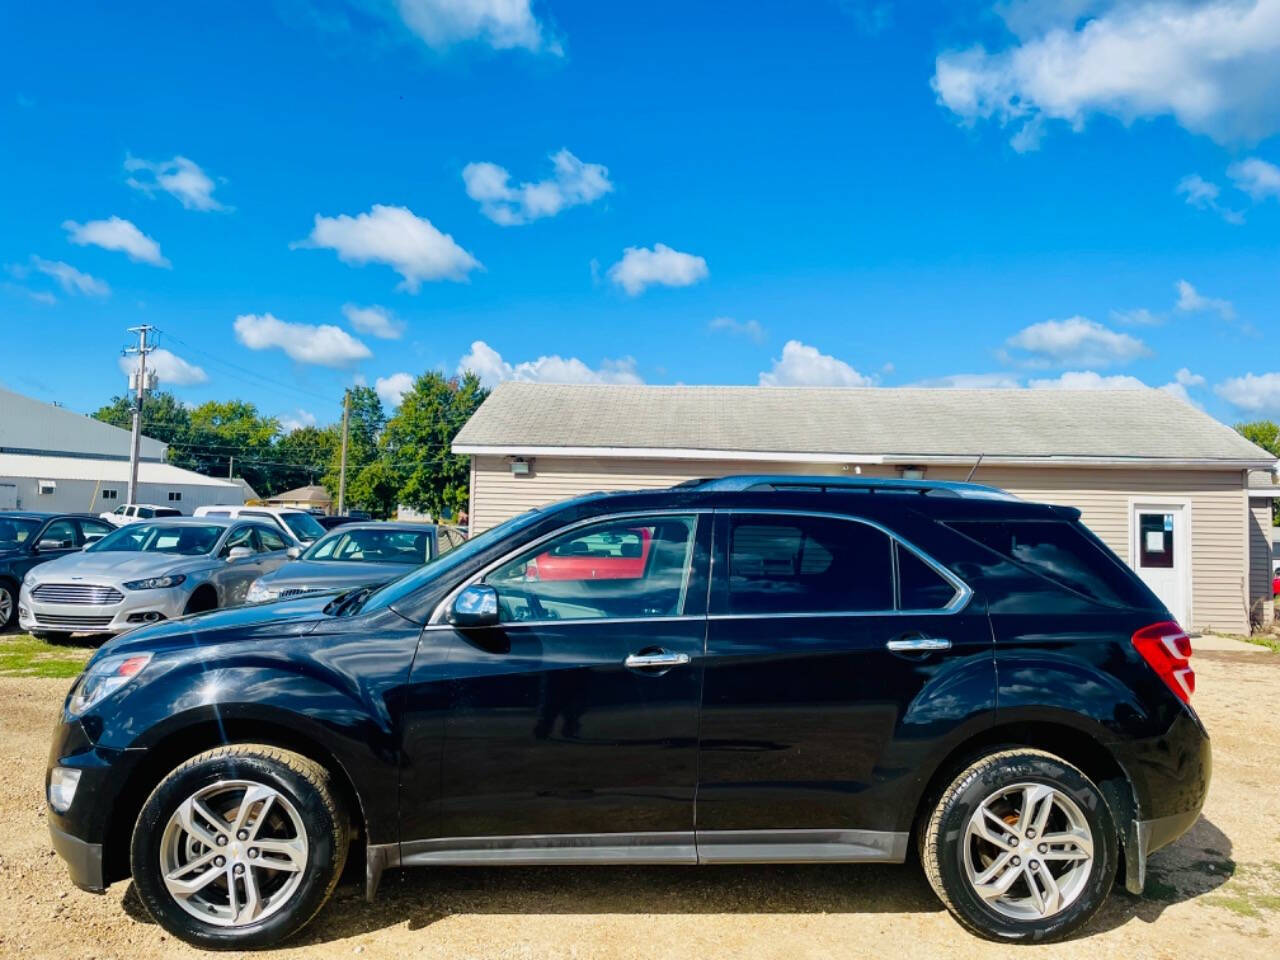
[1,636,1277,960]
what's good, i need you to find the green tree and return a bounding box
[274,425,340,493]
[1237,420,1280,525]
[184,400,282,496]
[346,460,401,518]
[381,371,487,521]
[91,390,197,470]
[322,386,386,498]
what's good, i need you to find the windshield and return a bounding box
[304,528,432,565]
[281,512,325,542]
[0,517,40,548]
[87,522,223,556]
[354,510,543,616]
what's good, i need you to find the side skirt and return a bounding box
[366,829,907,901]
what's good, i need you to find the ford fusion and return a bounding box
[46,477,1208,948]
[22,517,291,637]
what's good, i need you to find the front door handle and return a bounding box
[886,636,952,653]
[625,650,691,670]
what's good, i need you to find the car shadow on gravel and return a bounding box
[118,817,1234,945]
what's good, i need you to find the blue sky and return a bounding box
[2,0,1279,430]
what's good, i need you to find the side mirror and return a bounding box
[227,545,254,562]
[36,539,65,552]
[448,584,499,628]
[286,546,302,559]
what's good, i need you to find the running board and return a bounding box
[366,829,908,901]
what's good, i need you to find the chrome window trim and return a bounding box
[427,509,713,626]
[716,508,972,617]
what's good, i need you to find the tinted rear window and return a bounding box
[896,542,959,610]
[947,520,1147,607]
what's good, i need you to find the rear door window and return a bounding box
[947,520,1147,607]
[723,515,894,615]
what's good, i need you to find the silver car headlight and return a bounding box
[122,574,186,590]
[68,653,153,716]
[23,570,37,588]
[246,579,277,604]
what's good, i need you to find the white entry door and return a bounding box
[1131,503,1189,628]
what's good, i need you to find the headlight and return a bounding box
[123,574,186,590]
[68,653,152,716]
[246,579,277,603]
[23,570,36,588]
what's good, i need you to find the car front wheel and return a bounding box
[920,748,1118,943]
[130,744,349,949]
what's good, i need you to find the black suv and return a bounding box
[0,511,115,630]
[46,477,1208,947]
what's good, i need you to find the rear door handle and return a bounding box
[625,650,691,670]
[885,637,952,653]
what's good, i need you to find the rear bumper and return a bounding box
[49,822,105,893]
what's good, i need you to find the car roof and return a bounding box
[129,516,237,528]
[0,511,102,520]
[321,521,436,534]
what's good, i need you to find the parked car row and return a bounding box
[2,509,459,637]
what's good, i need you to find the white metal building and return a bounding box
[0,386,242,514]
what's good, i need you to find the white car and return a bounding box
[192,504,325,545]
[99,503,183,527]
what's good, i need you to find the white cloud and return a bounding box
[1027,370,1149,390]
[911,372,1022,388]
[458,339,643,389]
[1175,279,1235,320]
[1160,367,1207,404]
[62,216,170,268]
[233,313,372,367]
[27,257,109,297]
[1004,316,1149,368]
[117,348,208,386]
[606,243,708,296]
[375,372,415,408]
[1176,173,1245,224]
[124,154,227,212]
[342,303,404,340]
[294,205,480,292]
[933,1,1280,149]
[1228,156,1280,200]
[463,149,612,226]
[1110,307,1162,326]
[758,340,874,387]
[709,316,766,343]
[279,409,318,433]
[393,0,561,54]
[1216,372,1280,412]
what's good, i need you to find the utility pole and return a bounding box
[228,455,234,479]
[337,388,351,515]
[122,325,156,505]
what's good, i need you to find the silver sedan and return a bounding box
[18,517,292,637]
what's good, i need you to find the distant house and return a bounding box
[0,386,242,515]
[453,383,1278,635]
[266,484,333,514]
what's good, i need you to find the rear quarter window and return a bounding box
[947,519,1148,608]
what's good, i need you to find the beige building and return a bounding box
[453,383,1278,635]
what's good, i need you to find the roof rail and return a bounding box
[677,474,1018,500]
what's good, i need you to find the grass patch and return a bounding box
[1244,633,1280,653]
[0,633,93,678]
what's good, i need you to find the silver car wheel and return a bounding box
[159,779,309,927]
[0,584,13,625]
[962,781,1094,921]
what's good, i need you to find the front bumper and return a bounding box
[49,822,105,893]
[20,583,191,634]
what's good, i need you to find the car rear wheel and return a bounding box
[920,748,1117,944]
[0,581,16,630]
[130,744,349,949]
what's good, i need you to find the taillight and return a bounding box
[1132,621,1194,703]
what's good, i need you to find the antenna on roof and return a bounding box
[965,453,984,483]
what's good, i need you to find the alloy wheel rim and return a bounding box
[961,781,1095,921]
[0,586,12,624]
[159,779,309,927]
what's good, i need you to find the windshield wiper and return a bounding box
[324,584,375,617]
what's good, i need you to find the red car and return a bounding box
[526,527,652,581]
[1273,570,1279,597]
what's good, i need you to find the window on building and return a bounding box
[38,480,56,496]
[168,491,182,502]
[101,489,118,501]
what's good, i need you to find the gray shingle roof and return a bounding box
[453,383,1276,467]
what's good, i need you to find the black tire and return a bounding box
[131,744,349,949]
[183,587,218,616]
[920,748,1118,944]
[0,579,17,631]
[32,630,73,643]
